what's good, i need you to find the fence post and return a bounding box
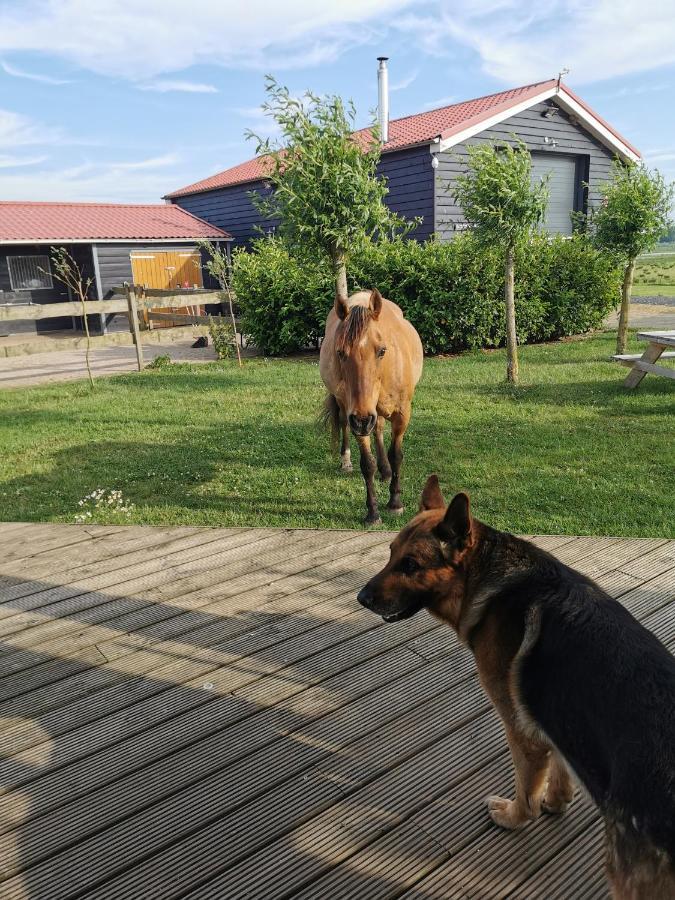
[125,284,144,372]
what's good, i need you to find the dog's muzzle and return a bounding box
[357,585,373,609]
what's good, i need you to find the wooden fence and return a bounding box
[0,286,241,370]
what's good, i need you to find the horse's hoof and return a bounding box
[364,515,382,527]
[340,465,353,475]
[386,503,404,516]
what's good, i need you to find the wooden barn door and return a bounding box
[130,250,203,328]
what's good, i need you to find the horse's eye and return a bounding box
[400,556,420,575]
[377,347,386,359]
[337,349,347,361]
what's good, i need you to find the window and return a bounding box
[7,255,53,291]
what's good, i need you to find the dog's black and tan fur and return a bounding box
[357,476,675,899]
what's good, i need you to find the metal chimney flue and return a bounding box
[377,57,389,145]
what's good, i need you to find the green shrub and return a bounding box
[232,233,621,355]
[232,240,333,355]
[208,317,236,360]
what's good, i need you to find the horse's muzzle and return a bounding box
[349,413,376,436]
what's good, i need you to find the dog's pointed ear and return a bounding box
[369,288,383,320]
[335,294,349,320]
[419,474,446,511]
[434,492,473,549]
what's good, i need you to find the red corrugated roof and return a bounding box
[0,201,232,242]
[167,78,639,199]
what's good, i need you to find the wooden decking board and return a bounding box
[399,799,598,899]
[0,524,122,565]
[0,525,249,619]
[0,640,426,834]
[79,708,502,900]
[513,825,607,899]
[175,719,505,900]
[0,525,207,590]
[0,527,295,638]
[2,683,493,899]
[0,526,672,900]
[287,757,513,900]
[3,542,382,712]
[2,536,386,698]
[0,586,437,764]
[0,541,366,698]
[0,640,474,877]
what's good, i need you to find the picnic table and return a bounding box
[613,331,675,388]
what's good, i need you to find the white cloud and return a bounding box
[398,1,675,85]
[0,0,414,81]
[139,79,218,93]
[423,95,456,109]
[0,153,49,168]
[0,108,63,146]
[390,69,418,92]
[1,59,71,84]
[0,153,185,202]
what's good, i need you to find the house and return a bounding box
[0,202,231,336]
[164,76,640,244]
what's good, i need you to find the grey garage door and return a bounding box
[530,153,577,235]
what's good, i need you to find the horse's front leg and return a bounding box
[386,407,409,515]
[355,435,381,526]
[374,416,392,482]
[339,409,352,474]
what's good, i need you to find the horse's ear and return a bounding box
[369,288,383,320]
[419,474,446,511]
[335,294,349,320]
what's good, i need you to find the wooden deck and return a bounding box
[0,523,673,899]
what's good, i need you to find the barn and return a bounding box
[164,76,640,245]
[0,202,231,337]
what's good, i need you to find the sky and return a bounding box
[0,0,674,204]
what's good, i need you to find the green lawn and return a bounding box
[0,331,673,537]
[634,251,675,296]
[631,282,675,297]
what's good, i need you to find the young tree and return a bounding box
[453,140,549,383]
[49,248,96,388]
[247,76,415,302]
[590,161,673,354]
[198,240,242,367]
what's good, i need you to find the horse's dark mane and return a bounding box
[336,304,372,353]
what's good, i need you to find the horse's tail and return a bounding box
[319,393,341,449]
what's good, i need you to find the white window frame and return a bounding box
[7,254,54,291]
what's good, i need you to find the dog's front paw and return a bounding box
[486,795,527,830]
[542,789,574,816]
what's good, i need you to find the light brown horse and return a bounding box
[320,288,423,525]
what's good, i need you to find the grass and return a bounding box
[634,251,675,296]
[0,331,673,537]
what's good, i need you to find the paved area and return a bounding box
[0,522,673,898]
[0,340,218,388]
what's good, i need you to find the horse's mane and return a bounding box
[336,304,372,353]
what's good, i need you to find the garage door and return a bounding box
[530,153,577,235]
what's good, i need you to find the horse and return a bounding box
[319,288,424,525]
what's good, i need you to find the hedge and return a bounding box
[232,233,622,356]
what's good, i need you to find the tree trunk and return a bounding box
[616,257,635,355]
[79,291,95,389]
[505,247,519,384]
[332,249,348,300]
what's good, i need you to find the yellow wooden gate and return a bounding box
[130,250,203,328]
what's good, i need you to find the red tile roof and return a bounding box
[0,201,232,242]
[166,78,639,199]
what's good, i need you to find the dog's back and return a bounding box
[516,562,675,885]
[483,544,675,894]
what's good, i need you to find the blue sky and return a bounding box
[0,0,674,203]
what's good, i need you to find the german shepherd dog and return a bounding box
[357,476,675,899]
